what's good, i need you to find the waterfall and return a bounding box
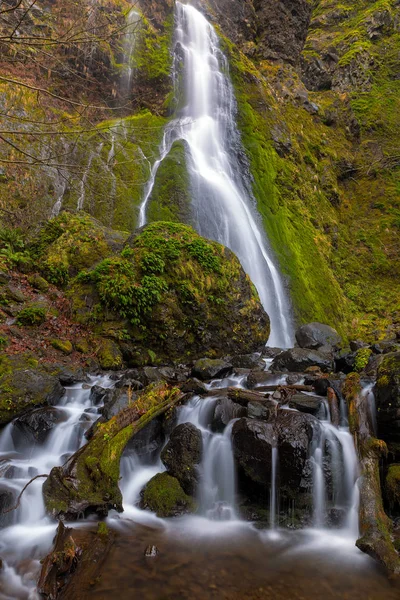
[138,1,294,348]
[270,446,278,529]
[122,6,141,96]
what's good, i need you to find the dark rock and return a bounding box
[180,378,208,395]
[262,347,284,359]
[350,340,369,352]
[335,351,356,374]
[141,472,195,517]
[191,358,233,381]
[288,393,325,417]
[29,273,50,292]
[89,385,111,406]
[295,322,341,350]
[0,484,14,523]
[375,352,400,443]
[100,386,138,421]
[212,397,247,432]
[125,417,165,458]
[4,284,25,303]
[59,368,89,386]
[161,423,202,495]
[229,353,264,370]
[286,373,302,385]
[232,418,276,487]
[12,407,67,447]
[246,370,282,389]
[271,348,333,373]
[0,271,10,284]
[247,401,272,420]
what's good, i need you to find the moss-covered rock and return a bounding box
[31,212,128,287]
[28,273,50,292]
[69,221,270,365]
[0,354,65,425]
[43,383,183,519]
[96,338,123,370]
[141,472,196,517]
[147,141,192,224]
[51,339,73,355]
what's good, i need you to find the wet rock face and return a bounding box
[161,423,203,495]
[191,358,233,381]
[212,397,247,432]
[125,417,165,459]
[271,347,333,373]
[232,410,318,493]
[295,322,341,350]
[375,352,400,443]
[253,0,312,65]
[12,407,68,447]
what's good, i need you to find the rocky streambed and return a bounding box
[0,322,400,598]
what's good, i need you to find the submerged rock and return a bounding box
[141,472,196,517]
[271,347,333,373]
[212,397,247,432]
[161,423,202,495]
[295,322,341,350]
[288,394,325,417]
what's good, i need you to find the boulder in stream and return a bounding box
[271,347,333,373]
[295,322,341,350]
[161,422,203,495]
[141,472,196,517]
[375,352,400,443]
[191,358,233,381]
[12,407,68,447]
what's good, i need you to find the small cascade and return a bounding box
[0,376,114,596]
[361,382,377,436]
[312,438,326,527]
[77,147,100,210]
[138,1,294,348]
[121,7,142,96]
[270,446,278,529]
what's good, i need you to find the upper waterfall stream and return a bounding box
[139,2,293,348]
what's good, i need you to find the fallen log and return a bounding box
[344,373,400,576]
[255,384,314,393]
[227,387,268,406]
[43,383,184,520]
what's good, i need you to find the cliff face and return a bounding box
[0,0,399,340]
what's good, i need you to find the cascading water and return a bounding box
[0,376,114,598]
[138,1,293,348]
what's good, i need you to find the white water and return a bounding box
[270,446,278,529]
[121,7,142,95]
[138,2,293,348]
[0,376,114,598]
[361,382,377,436]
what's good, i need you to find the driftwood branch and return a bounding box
[1,473,48,514]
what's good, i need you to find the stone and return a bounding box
[335,351,356,374]
[51,339,73,355]
[180,378,208,395]
[12,407,67,447]
[247,401,271,420]
[229,353,264,370]
[59,367,89,386]
[141,472,195,518]
[161,422,202,495]
[96,338,123,370]
[246,370,282,389]
[295,322,341,350]
[288,393,325,417]
[100,386,138,421]
[271,347,333,373]
[125,417,165,458]
[4,284,25,303]
[191,358,233,381]
[89,385,110,405]
[212,397,247,432]
[0,485,14,527]
[28,273,49,292]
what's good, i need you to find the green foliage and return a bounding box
[16,305,46,326]
[354,347,373,372]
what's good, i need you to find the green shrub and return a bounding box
[16,305,46,326]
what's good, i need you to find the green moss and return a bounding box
[16,305,46,326]
[134,14,174,81]
[142,472,196,518]
[96,338,123,370]
[51,339,73,355]
[354,347,373,372]
[147,141,191,224]
[68,222,269,364]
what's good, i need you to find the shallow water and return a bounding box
[68,519,400,600]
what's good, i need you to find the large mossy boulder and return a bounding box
[161,422,203,495]
[31,212,127,287]
[375,352,400,443]
[68,222,270,364]
[0,354,65,425]
[141,472,196,518]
